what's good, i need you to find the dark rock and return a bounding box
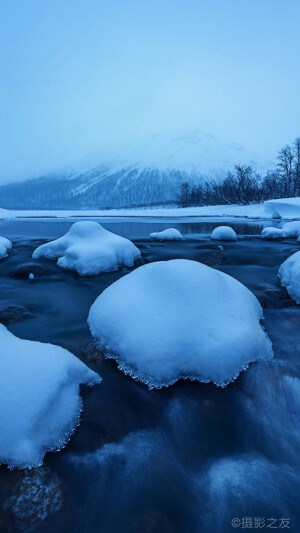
[10,263,53,279]
[134,256,144,267]
[3,467,63,531]
[198,248,225,267]
[254,284,297,308]
[0,305,34,325]
[80,341,104,363]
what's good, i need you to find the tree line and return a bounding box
[177,138,300,207]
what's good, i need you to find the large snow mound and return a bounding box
[0,325,101,469]
[210,226,237,241]
[278,251,300,304]
[0,236,12,259]
[264,197,300,219]
[32,221,141,276]
[150,228,184,241]
[88,259,273,388]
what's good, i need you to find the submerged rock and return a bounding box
[10,263,53,279]
[3,467,63,531]
[0,305,34,325]
[80,341,105,364]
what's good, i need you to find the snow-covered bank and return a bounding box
[0,208,12,219]
[264,197,300,219]
[0,325,101,469]
[1,197,300,221]
[0,204,267,219]
[88,259,273,388]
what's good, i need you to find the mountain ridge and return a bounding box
[0,131,272,209]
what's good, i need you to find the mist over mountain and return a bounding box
[0,131,271,209]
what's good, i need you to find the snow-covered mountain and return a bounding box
[0,131,271,209]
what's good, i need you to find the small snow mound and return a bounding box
[210,226,237,241]
[32,221,141,276]
[278,251,300,304]
[88,259,273,388]
[261,227,284,240]
[0,325,101,469]
[150,228,184,241]
[0,236,12,259]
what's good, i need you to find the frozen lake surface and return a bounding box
[0,218,299,532]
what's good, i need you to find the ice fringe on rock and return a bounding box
[0,324,101,469]
[88,259,273,388]
[0,236,12,259]
[278,251,300,304]
[150,228,184,241]
[32,221,141,276]
[210,226,237,241]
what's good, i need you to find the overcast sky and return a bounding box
[0,0,299,183]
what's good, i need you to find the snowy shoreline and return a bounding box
[1,198,300,221]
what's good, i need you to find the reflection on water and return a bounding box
[0,217,279,240]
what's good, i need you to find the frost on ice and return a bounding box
[88,259,273,388]
[0,325,101,469]
[0,236,12,259]
[150,228,184,241]
[210,226,237,241]
[32,221,141,276]
[278,251,300,304]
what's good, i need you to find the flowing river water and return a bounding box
[0,218,299,533]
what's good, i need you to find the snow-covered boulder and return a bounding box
[264,197,300,219]
[278,251,300,304]
[262,221,300,239]
[282,221,300,238]
[32,221,141,276]
[0,325,101,469]
[150,228,184,241]
[261,227,284,239]
[0,236,12,259]
[88,259,273,388]
[210,226,237,241]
